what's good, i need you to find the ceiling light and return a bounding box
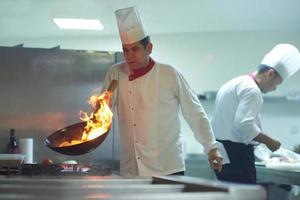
[53,18,104,30]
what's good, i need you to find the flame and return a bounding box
[59,91,113,147]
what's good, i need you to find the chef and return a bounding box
[102,6,223,176]
[211,44,300,184]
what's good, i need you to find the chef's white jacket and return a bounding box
[103,61,218,176]
[211,75,263,145]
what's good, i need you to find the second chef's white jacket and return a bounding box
[211,75,263,145]
[103,61,218,176]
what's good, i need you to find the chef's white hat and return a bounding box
[261,44,300,80]
[115,6,148,45]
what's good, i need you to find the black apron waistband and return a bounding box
[217,139,254,148]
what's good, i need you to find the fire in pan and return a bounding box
[44,80,117,156]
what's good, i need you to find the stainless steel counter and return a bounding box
[256,165,300,200]
[256,165,300,186]
[0,175,266,200]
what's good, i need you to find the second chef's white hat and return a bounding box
[261,44,300,80]
[115,6,148,45]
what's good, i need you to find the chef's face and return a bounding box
[122,41,153,71]
[260,69,283,93]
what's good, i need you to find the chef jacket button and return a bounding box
[133,123,136,126]
[129,91,132,94]
[131,107,134,110]
[137,157,140,160]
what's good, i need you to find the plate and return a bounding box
[0,154,25,167]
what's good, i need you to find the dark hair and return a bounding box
[139,36,151,47]
[257,64,281,77]
[257,64,272,74]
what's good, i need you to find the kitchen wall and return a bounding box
[1,30,300,156]
[0,46,122,166]
[2,31,300,95]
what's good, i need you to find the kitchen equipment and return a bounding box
[44,122,109,155]
[44,80,117,156]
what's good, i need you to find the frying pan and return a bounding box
[44,121,109,155]
[44,80,117,156]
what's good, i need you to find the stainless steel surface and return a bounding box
[0,183,185,195]
[0,175,267,200]
[256,166,300,185]
[256,165,300,186]
[256,166,300,200]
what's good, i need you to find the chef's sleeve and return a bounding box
[175,71,218,154]
[102,65,119,108]
[234,87,262,144]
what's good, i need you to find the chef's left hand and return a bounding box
[208,148,223,173]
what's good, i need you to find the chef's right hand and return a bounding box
[208,148,223,173]
[266,139,281,152]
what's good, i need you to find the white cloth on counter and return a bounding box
[255,144,300,171]
[211,75,263,145]
[103,61,218,176]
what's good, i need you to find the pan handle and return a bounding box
[107,79,118,92]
